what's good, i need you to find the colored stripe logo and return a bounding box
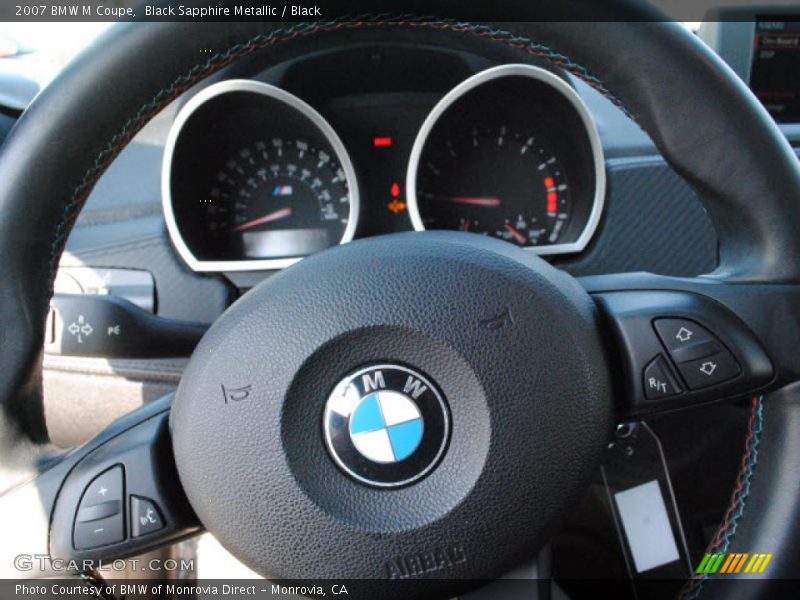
[695,552,773,574]
[273,185,293,196]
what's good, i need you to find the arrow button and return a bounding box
[677,351,741,390]
[654,319,723,363]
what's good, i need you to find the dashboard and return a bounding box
[52,32,762,325]
[163,62,604,271]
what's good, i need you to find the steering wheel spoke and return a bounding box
[0,394,201,577]
[580,272,800,417]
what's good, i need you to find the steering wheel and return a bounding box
[1,6,800,599]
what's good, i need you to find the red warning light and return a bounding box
[544,176,555,189]
[373,136,393,147]
[388,182,406,214]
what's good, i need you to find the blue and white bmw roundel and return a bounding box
[323,364,450,488]
[349,391,424,462]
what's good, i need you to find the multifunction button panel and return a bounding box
[50,404,200,564]
[73,465,166,550]
[645,318,741,399]
[594,291,774,415]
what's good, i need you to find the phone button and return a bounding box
[130,496,164,537]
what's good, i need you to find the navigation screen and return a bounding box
[751,17,800,122]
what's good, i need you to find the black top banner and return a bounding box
[3,0,800,23]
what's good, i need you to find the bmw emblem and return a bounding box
[323,364,450,487]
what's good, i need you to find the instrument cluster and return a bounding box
[163,64,606,272]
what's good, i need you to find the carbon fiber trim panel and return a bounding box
[558,156,718,277]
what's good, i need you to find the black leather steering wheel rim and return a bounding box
[1,5,800,596]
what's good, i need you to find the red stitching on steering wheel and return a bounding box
[679,396,764,599]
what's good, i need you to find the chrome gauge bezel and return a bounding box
[405,64,606,256]
[162,79,361,272]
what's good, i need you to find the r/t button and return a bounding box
[643,355,682,400]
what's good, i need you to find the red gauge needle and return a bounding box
[438,196,502,207]
[231,207,293,232]
[504,223,528,245]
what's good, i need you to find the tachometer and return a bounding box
[415,126,572,247]
[407,64,605,256]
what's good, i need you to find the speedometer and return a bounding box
[163,80,359,271]
[208,138,350,259]
[407,64,605,256]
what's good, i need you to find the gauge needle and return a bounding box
[438,196,502,207]
[231,207,293,232]
[504,223,528,245]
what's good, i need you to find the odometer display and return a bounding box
[416,126,572,247]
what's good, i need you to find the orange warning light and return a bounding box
[388,199,407,214]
